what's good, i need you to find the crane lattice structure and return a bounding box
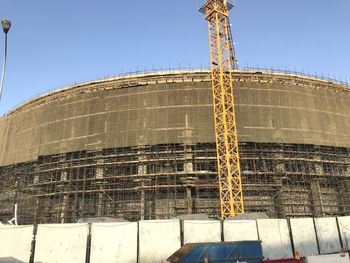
[200,0,244,219]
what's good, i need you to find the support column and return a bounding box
[274,153,285,174]
[339,153,350,214]
[33,166,39,184]
[274,191,284,218]
[341,154,350,214]
[339,179,350,215]
[183,114,194,215]
[315,163,324,175]
[343,155,350,214]
[96,158,104,217]
[60,161,69,224]
[310,179,325,217]
[138,147,147,220]
[32,164,41,223]
[273,152,286,217]
[185,186,193,214]
[311,147,325,217]
[314,147,324,176]
[60,194,69,223]
[184,153,193,214]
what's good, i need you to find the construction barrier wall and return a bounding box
[0,216,349,263]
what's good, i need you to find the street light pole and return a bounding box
[0,18,15,224]
[0,18,11,102]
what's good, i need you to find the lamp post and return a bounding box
[0,18,11,102]
[0,19,15,224]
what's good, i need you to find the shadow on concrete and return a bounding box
[0,257,42,263]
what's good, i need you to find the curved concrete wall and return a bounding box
[0,71,349,166]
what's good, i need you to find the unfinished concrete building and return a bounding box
[0,70,349,224]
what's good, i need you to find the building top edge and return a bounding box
[3,68,349,117]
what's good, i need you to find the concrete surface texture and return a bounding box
[224,220,258,241]
[290,218,319,256]
[183,220,221,243]
[305,253,350,263]
[338,216,350,250]
[314,217,341,254]
[90,222,137,263]
[139,219,181,263]
[34,223,88,263]
[0,225,33,262]
[256,219,293,259]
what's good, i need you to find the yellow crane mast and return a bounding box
[200,0,244,219]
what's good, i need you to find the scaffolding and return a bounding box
[0,142,349,224]
[0,70,349,224]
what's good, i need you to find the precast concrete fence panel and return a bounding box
[183,220,221,243]
[90,222,137,263]
[305,253,350,263]
[34,223,88,263]
[314,217,341,254]
[223,220,258,241]
[290,218,319,257]
[337,216,350,250]
[0,225,33,262]
[139,219,181,263]
[257,219,293,260]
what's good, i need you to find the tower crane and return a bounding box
[200,0,244,219]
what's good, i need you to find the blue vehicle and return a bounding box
[168,240,263,263]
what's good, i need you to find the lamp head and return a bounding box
[1,19,11,34]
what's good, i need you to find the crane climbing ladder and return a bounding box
[200,0,244,219]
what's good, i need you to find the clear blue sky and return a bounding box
[0,0,349,115]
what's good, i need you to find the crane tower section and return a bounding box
[200,0,244,219]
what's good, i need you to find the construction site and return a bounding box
[0,68,349,224]
[0,1,350,262]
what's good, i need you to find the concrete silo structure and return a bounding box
[0,69,349,224]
